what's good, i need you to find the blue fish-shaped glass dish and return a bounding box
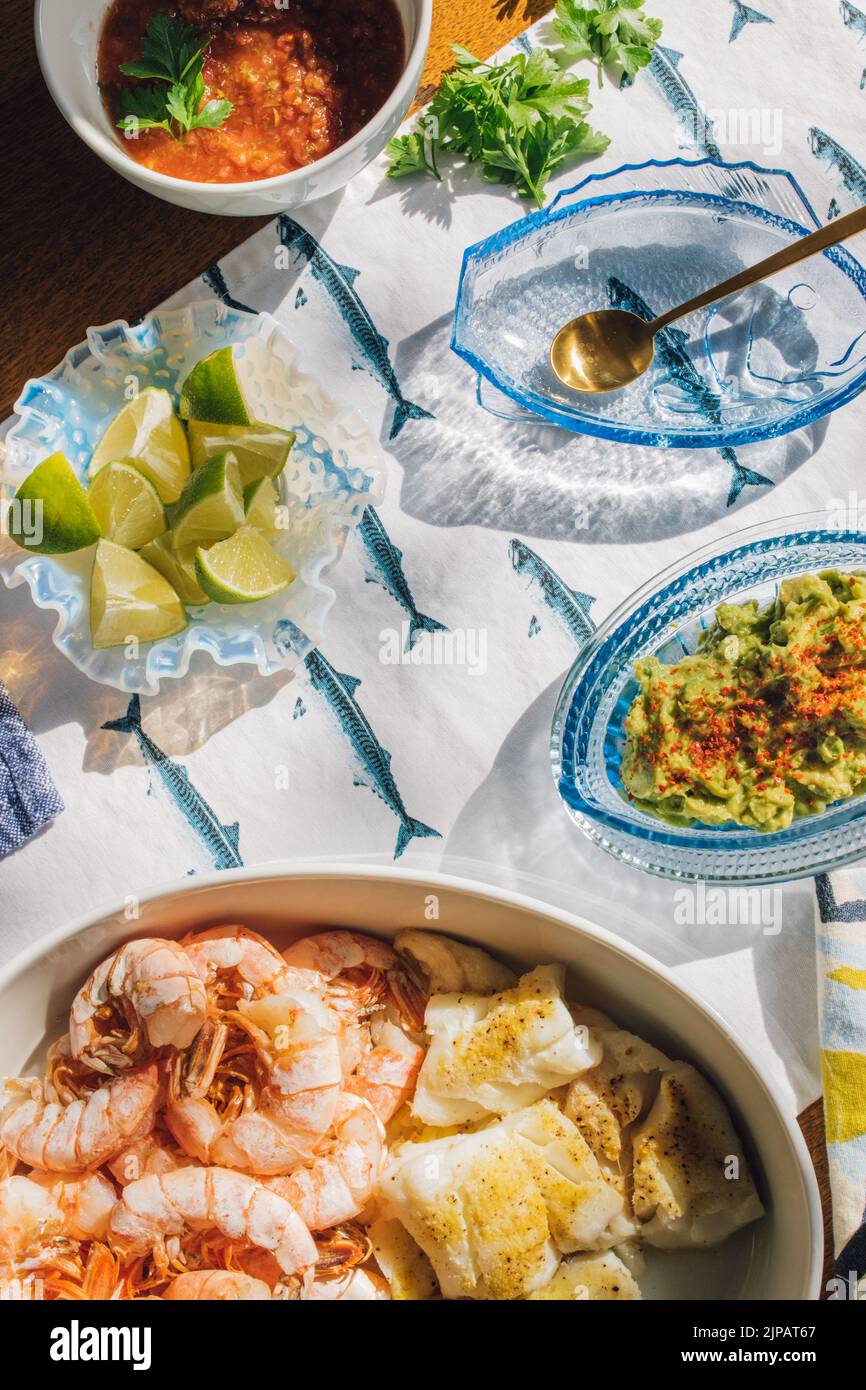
[452,157,866,449]
[0,302,383,694]
[551,513,866,883]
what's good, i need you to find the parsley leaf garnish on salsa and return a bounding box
[115,13,233,141]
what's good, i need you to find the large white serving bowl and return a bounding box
[0,863,822,1300]
[35,0,431,215]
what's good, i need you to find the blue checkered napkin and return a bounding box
[0,681,63,857]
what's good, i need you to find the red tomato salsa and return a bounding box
[99,0,405,182]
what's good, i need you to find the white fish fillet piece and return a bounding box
[378,1099,628,1300]
[528,1250,642,1300]
[367,1216,439,1301]
[395,930,515,995]
[564,1021,671,1162]
[631,1062,764,1247]
[412,964,602,1125]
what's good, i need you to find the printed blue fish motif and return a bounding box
[841,0,866,41]
[276,215,434,440]
[102,696,244,871]
[841,0,866,82]
[274,622,441,859]
[293,698,306,720]
[528,615,542,638]
[829,197,843,220]
[647,46,722,161]
[809,127,866,211]
[729,0,773,42]
[201,263,258,318]
[294,288,307,309]
[509,540,596,647]
[608,276,772,506]
[357,506,447,650]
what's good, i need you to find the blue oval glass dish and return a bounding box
[551,513,866,883]
[0,301,383,694]
[452,158,866,448]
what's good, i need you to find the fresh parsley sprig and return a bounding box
[115,13,233,140]
[386,45,609,208]
[553,0,663,86]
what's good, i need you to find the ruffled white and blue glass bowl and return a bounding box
[0,302,383,694]
[552,513,866,884]
[453,158,866,445]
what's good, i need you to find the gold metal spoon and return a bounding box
[550,204,866,394]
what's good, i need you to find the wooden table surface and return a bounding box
[2,0,832,1294]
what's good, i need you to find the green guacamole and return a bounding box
[621,571,866,832]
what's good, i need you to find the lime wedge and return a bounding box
[90,388,190,504]
[188,419,295,487]
[169,451,244,552]
[195,526,295,604]
[8,452,100,554]
[90,540,187,649]
[179,347,251,426]
[88,461,166,549]
[243,477,280,537]
[140,535,209,606]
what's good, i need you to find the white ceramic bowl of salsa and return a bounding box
[35,0,432,215]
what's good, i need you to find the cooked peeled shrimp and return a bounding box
[283,930,398,980]
[234,982,343,1096]
[108,1166,317,1276]
[345,1019,424,1124]
[0,1062,159,1172]
[166,931,339,1171]
[108,1133,182,1186]
[182,925,313,1000]
[70,940,207,1074]
[265,1093,383,1231]
[0,1172,115,1272]
[308,1268,390,1300]
[0,1176,64,1266]
[165,1086,340,1176]
[25,1171,116,1243]
[164,1270,272,1300]
[283,930,427,1031]
[166,980,346,1174]
[0,1174,122,1297]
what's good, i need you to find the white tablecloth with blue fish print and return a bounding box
[2,0,866,1291]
